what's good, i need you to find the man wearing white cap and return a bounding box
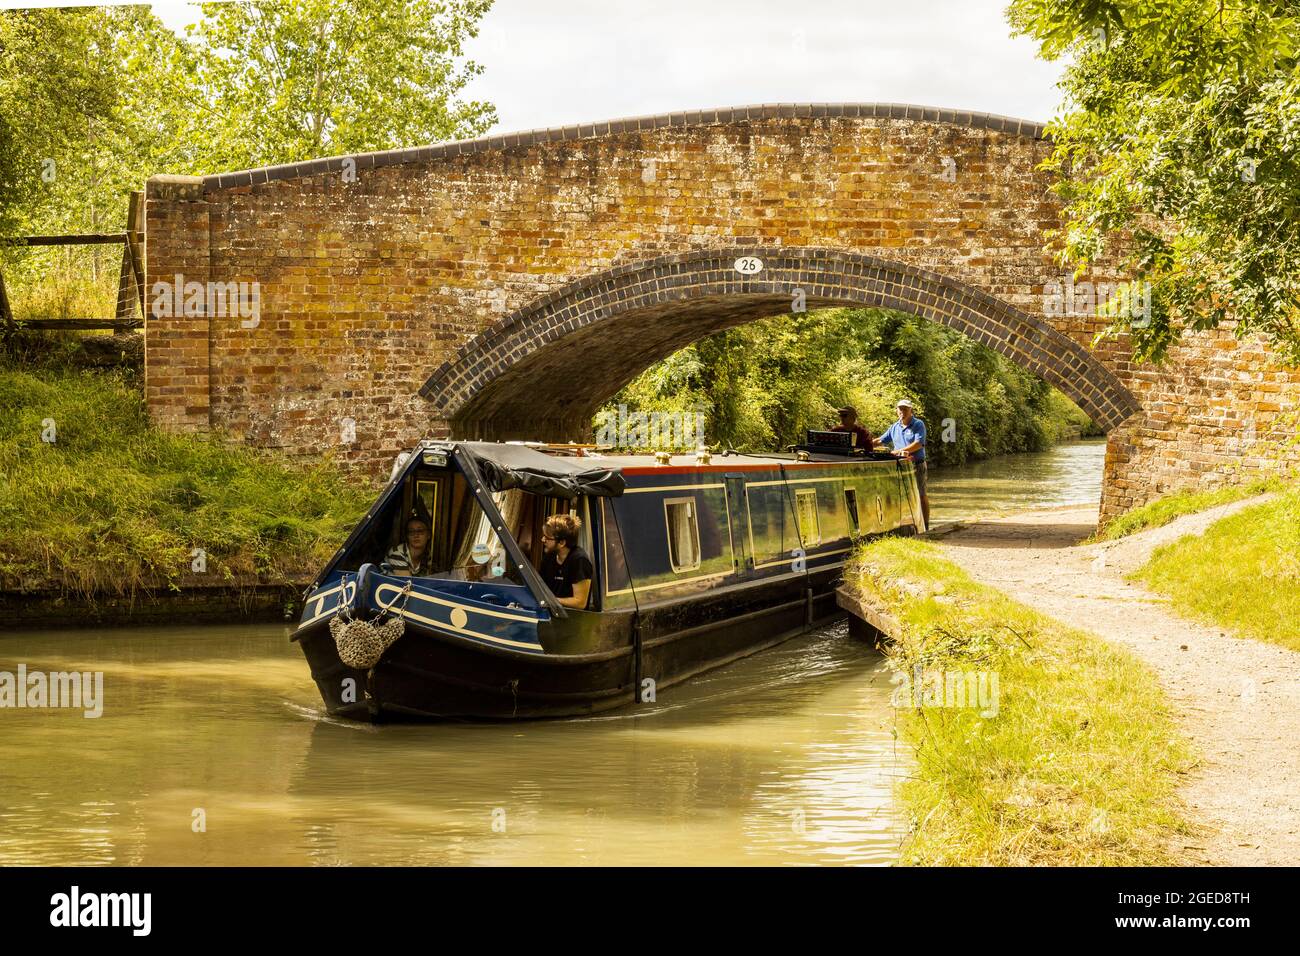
[877,399,930,528]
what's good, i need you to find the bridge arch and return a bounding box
[421,246,1141,441]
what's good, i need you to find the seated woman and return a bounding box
[539,513,593,610]
[385,516,432,577]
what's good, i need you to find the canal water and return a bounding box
[928,437,1107,522]
[0,440,1106,867]
[0,622,905,866]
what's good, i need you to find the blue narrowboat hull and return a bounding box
[293,561,858,720]
[290,440,924,720]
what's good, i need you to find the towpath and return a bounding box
[934,497,1300,866]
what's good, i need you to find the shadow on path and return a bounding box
[936,506,1096,551]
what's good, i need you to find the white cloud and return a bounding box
[142,0,1066,134]
[463,0,1067,132]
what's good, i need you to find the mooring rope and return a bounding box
[897,458,921,534]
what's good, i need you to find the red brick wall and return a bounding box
[1102,328,1300,514]
[144,175,210,433]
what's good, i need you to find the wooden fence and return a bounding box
[0,190,145,334]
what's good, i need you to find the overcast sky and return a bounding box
[47,0,1068,133]
[459,0,1068,131]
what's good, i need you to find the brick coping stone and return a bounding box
[145,103,1050,197]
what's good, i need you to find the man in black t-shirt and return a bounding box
[539,513,593,609]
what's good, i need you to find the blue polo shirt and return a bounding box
[878,417,927,462]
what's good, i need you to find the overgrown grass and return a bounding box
[0,360,373,595]
[1096,477,1287,541]
[2,247,122,322]
[1134,488,1300,650]
[846,538,1196,865]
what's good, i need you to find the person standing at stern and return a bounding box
[540,513,593,609]
[878,399,930,530]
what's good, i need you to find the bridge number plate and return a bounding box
[733,256,764,276]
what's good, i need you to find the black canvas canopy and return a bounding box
[453,442,625,499]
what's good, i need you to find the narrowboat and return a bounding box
[291,436,925,720]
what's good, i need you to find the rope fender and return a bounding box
[329,575,412,670]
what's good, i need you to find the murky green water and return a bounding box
[928,438,1107,522]
[0,622,904,866]
[0,441,1105,866]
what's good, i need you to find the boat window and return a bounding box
[795,489,821,546]
[602,499,632,594]
[414,479,439,535]
[664,497,702,573]
[424,484,526,584]
[461,490,528,579]
[844,488,860,536]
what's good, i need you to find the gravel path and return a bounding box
[935,497,1300,866]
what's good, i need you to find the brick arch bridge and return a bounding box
[422,246,1140,439]
[144,103,1300,522]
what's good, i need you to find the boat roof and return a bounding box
[599,453,894,476]
[448,441,626,498]
[422,440,891,479]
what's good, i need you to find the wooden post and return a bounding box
[127,191,146,317]
[115,191,146,320]
[0,262,12,328]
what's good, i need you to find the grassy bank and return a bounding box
[846,538,1195,865]
[1097,478,1287,541]
[0,360,372,596]
[1134,487,1300,650]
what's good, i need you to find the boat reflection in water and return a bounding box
[292,436,924,720]
[289,626,908,866]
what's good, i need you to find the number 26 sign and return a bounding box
[733,256,764,276]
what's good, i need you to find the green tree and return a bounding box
[1007,0,1300,363]
[0,7,203,316]
[599,308,1097,464]
[191,0,497,170]
[0,8,118,235]
[1,2,498,319]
